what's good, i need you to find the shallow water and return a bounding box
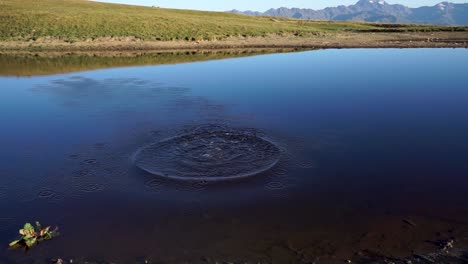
[1,49,468,263]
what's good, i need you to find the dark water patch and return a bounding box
[143,174,210,193]
[266,189,291,201]
[16,194,36,203]
[309,132,346,153]
[265,181,286,191]
[177,200,204,217]
[93,143,108,150]
[133,124,281,181]
[68,154,80,160]
[263,176,296,201]
[37,189,56,198]
[13,177,57,203]
[294,159,318,169]
[101,165,130,180]
[283,136,308,153]
[170,181,202,192]
[277,148,294,163]
[83,158,98,165]
[72,168,92,178]
[272,166,289,178]
[144,178,165,192]
[274,141,320,172]
[196,98,230,118]
[0,187,6,199]
[228,112,258,123]
[87,154,131,182]
[0,218,15,232]
[76,181,106,193]
[31,170,74,202]
[264,133,307,161]
[270,130,343,169]
[70,165,108,194]
[47,136,146,198]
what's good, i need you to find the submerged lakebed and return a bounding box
[1,49,468,263]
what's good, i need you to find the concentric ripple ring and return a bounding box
[133,126,281,181]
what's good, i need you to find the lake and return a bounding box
[1,49,468,263]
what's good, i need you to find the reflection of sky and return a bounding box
[0,75,220,164]
[1,48,468,163]
[2,49,468,140]
[81,48,468,135]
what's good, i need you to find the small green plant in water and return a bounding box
[9,221,59,250]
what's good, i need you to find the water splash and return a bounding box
[133,125,281,181]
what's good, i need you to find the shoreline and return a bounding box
[1,32,467,53]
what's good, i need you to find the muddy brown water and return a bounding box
[1,49,468,263]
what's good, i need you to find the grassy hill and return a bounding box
[1,0,466,42]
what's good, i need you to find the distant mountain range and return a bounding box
[229,0,468,25]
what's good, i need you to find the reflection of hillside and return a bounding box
[0,49,304,77]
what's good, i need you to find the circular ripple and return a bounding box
[80,182,104,193]
[144,178,165,192]
[83,158,98,165]
[272,166,289,177]
[133,125,281,181]
[37,189,56,198]
[266,181,286,190]
[73,168,92,178]
[34,188,65,203]
[295,159,317,169]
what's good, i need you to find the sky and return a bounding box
[94,0,468,11]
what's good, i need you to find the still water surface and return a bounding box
[1,49,468,263]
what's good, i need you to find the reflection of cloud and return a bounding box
[32,77,188,111]
[33,77,179,104]
[31,76,231,123]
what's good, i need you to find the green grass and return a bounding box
[1,0,467,42]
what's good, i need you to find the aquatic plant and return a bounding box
[9,221,59,250]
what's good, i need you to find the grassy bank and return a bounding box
[1,0,467,43]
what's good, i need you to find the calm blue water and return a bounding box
[1,49,468,263]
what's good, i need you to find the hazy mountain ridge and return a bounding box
[229,0,468,25]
